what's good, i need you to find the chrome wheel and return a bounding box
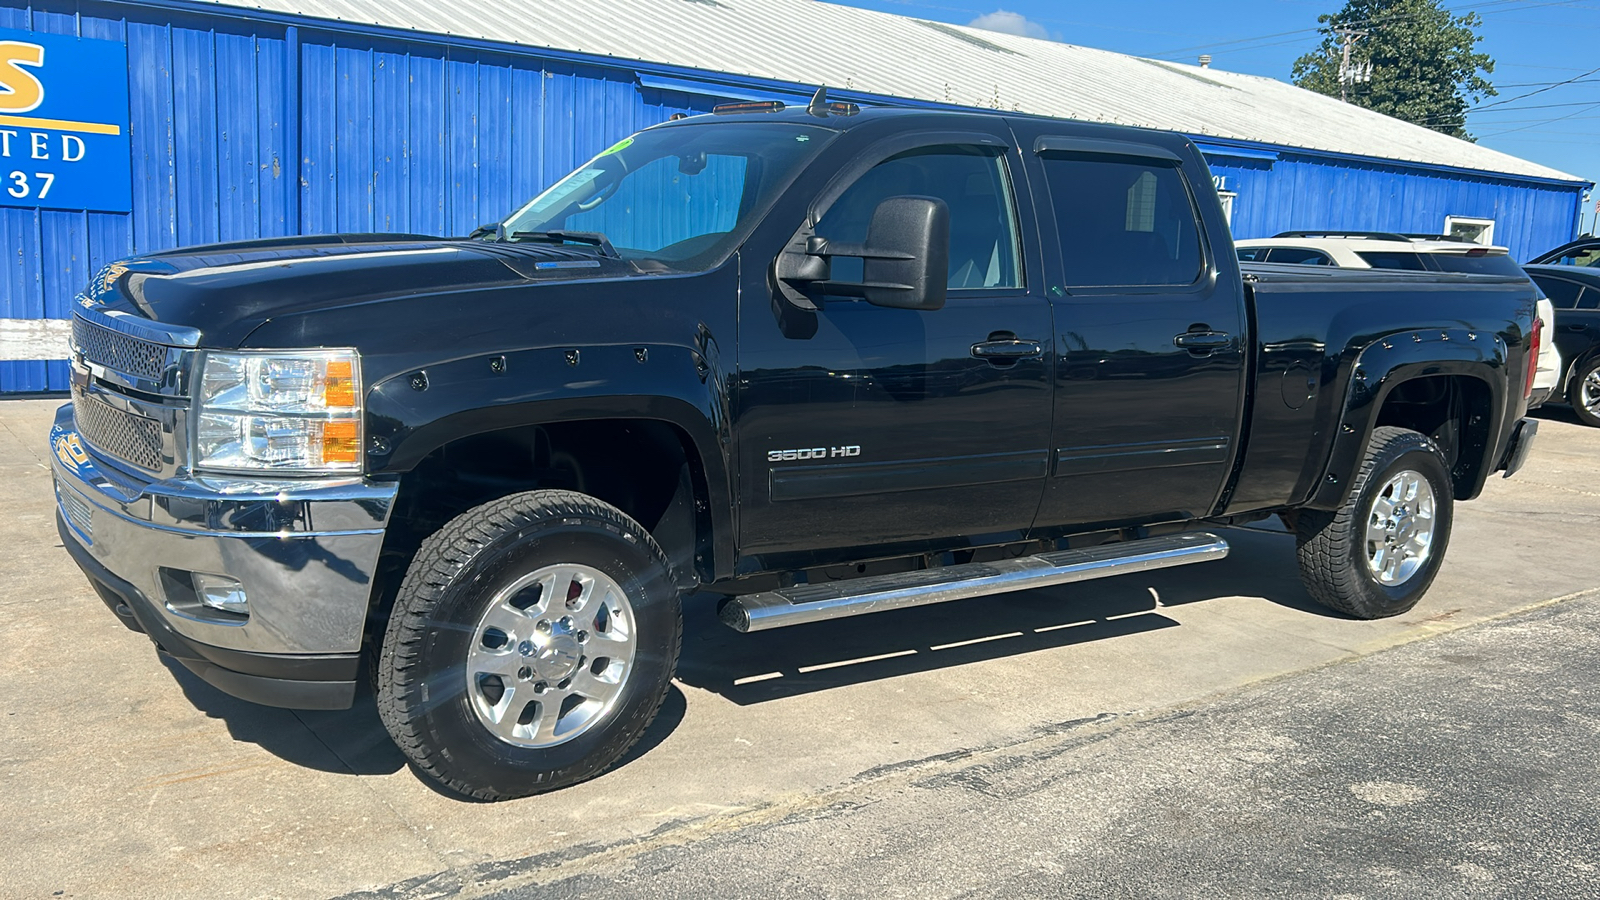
[466,563,638,749]
[1364,469,1437,587]
[1582,368,1600,415]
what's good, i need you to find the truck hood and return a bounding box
[86,234,640,348]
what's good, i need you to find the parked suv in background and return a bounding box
[1523,264,1600,427]
[1237,232,1560,407]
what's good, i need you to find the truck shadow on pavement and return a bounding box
[162,659,407,776]
[153,527,1313,776]
[161,655,688,786]
[677,525,1331,705]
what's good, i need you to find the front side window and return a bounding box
[1041,155,1203,287]
[816,145,1022,291]
[499,121,837,272]
[1237,247,1270,262]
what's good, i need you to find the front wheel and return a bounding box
[1295,427,1454,619]
[377,490,681,801]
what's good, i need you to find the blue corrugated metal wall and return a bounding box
[1207,150,1582,262]
[0,1,719,392]
[0,0,1586,392]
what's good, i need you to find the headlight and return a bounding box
[194,350,363,473]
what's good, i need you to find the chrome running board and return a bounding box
[719,532,1229,633]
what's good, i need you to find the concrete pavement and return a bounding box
[1,398,1596,899]
[485,591,1600,900]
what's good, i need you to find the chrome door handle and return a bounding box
[1173,331,1233,354]
[971,339,1043,360]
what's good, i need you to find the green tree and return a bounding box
[1292,0,1495,140]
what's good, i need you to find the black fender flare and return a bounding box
[363,339,736,580]
[1307,327,1512,509]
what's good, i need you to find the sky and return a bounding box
[832,0,1600,191]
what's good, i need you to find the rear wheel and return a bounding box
[1569,357,1600,428]
[377,490,680,801]
[1295,427,1454,619]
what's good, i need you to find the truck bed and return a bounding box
[1226,263,1538,515]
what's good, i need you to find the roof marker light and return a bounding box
[712,100,786,115]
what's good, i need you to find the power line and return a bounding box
[1469,63,1600,112]
[1476,100,1600,137]
[1495,77,1600,87]
[1408,99,1600,126]
[1453,113,1600,124]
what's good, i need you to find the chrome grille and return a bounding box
[58,483,93,540]
[73,388,163,471]
[72,315,168,381]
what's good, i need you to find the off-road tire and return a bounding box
[376,490,681,801]
[1294,427,1454,619]
[1568,356,1600,428]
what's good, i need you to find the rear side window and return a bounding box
[1040,156,1203,287]
[1424,253,1527,277]
[1265,247,1333,266]
[1581,289,1600,311]
[1237,247,1270,262]
[1531,275,1583,309]
[1356,251,1428,271]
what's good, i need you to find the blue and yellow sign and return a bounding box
[0,28,131,213]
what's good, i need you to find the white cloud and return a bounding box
[966,10,1048,40]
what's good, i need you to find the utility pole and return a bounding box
[1332,26,1372,103]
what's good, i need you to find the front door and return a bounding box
[734,132,1054,567]
[1022,131,1248,529]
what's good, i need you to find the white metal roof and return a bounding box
[196,0,1583,183]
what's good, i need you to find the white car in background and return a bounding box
[1237,232,1561,408]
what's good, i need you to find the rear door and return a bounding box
[1017,129,1248,529]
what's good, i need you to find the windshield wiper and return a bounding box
[467,222,506,242]
[508,230,619,258]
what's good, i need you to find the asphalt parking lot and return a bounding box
[3,398,1597,899]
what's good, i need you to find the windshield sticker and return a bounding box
[600,137,633,156]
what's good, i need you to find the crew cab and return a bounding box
[52,99,1541,800]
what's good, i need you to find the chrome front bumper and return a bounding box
[50,403,397,660]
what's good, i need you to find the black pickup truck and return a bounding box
[53,100,1541,800]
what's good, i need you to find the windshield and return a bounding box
[497,121,837,272]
